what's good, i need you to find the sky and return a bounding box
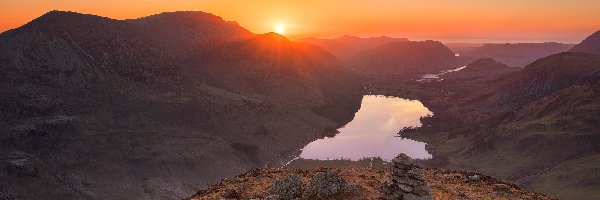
[1,0,600,43]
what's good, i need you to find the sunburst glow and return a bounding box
[275,24,285,34]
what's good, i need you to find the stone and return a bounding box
[303,170,351,199]
[392,154,417,170]
[465,174,481,182]
[378,154,434,200]
[397,184,413,193]
[268,175,302,200]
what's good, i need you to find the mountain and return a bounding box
[440,58,519,82]
[128,11,253,60]
[402,52,600,200]
[450,42,574,67]
[296,35,408,57]
[569,29,600,53]
[344,40,462,78]
[0,11,363,199]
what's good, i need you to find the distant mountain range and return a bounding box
[344,40,462,78]
[0,11,363,199]
[447,42,574,67]
[296,35,408,57]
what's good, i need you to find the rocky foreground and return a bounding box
[187,154,552,200]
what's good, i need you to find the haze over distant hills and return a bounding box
[296,35,408,57]
[447,42,574,67]
[344,40,462,78]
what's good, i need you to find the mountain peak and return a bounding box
[8,10,120,35]
[569,29,600,54]
[335,35,360,40]
[134,11,224,22]
[35,10,111,22]
[469,58,508,68]
[259,32,289,41]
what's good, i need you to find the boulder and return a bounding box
[303,170,357,199]
[268,175,303,199]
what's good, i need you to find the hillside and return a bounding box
[440,58,519,82]
[0,11,363,199]
[188,154,552,200]
[392,52,600,200]
[344,40,462,78]
[569,30,600,53]
[296,35,408,57]
[451,42,573,67]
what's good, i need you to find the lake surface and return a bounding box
[299,95,433,161]
[418,66,467,81]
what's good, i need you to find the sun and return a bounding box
[275,24,285,34]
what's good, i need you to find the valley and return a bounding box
[0,8,598,200]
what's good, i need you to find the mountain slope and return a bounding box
[0,11,363,199]
[128,11,253,59]
[569,30,600,53]
[400,52,600,200]
[441,58,519,82]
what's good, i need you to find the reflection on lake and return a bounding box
[299,95,433,161]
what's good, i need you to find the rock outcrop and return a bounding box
[302,170,358,199]
[268,175,303,199]
[379,154,433,200]
[187,155,553,199]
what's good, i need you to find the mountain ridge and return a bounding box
[296,35,409,57]
[0,10,363,199]
[569,30,600,53]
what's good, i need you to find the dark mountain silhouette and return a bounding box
[296,35,408,57]
[0,11,363,199]
[128,11,253,59]
[450,42,574,67]
[344,40,462,78]
[569,29,600,53]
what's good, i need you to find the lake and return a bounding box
[299,95,433,161]
[418,65,467,81]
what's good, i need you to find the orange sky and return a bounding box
[1,0,600,43]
